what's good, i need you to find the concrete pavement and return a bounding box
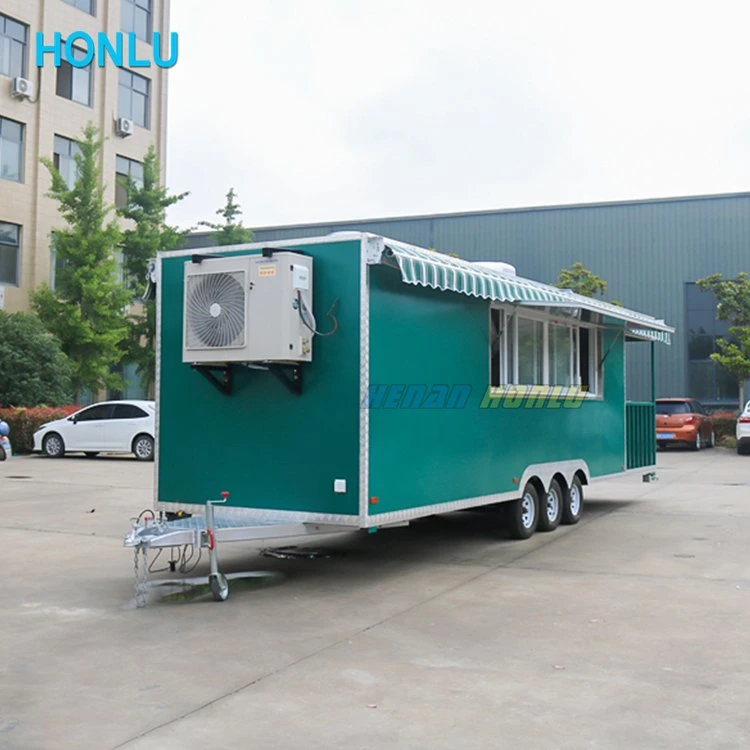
[1,449,749,749]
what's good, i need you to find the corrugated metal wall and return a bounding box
[187,192,750,400]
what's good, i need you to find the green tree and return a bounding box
[0,311,73,407]
[200,188,253,246]
[31,124,130,402]
[696,272,750,407]
[556,262,608,297]
[118,146,188,391]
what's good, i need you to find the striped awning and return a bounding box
[368,237,674,345]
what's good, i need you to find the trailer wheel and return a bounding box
[209,573,229,602]
[538,479,563,532]
[562,476,584,525]
[506,483,539,539]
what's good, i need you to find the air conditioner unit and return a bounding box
[182,252,314,365]
[11,77,33,100]
[115,117,134,137]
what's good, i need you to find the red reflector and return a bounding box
[739,416,750,423]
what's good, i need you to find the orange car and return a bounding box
[655,398,715,450]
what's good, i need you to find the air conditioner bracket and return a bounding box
[269,363,303,395]
[191,363,234,396]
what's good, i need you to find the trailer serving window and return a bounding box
[491,307,602,395]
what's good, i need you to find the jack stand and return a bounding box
[205,492,230,601]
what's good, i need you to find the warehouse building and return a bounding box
[188,192,750,408]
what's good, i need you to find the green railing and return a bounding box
[626,401,656,469]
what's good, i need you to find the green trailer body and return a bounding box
[155,233,672,528]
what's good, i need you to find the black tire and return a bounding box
[85,452,99,458]
[132,434,154,462]
[538,479,563,532]
[43,433,65,458]
[708,431,715,448]
[692,432,702,451]
[738,441,750,456]
[562,475,584,525]
[0,446,6,462]
[506,482,539,539]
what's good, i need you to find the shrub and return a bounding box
[712,416,738,441]
[718,434,737,450]
[0,310,73,407]
[0,406,78,454]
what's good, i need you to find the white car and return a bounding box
[33,400,156,461]
[737,400,750,455]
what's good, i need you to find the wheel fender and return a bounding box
[517,460,590,495]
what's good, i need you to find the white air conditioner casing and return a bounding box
[182,252,314,365]
[11,76,33,99]
[115,117,134,137]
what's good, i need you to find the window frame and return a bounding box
[118,69,152,129]
[73,403,114,422]
[62,0,96,15]
[56,43,93,107]
[0,12,28,79]
[490,304,603,397]
[0,220,20,286]
[115,154,145,209]
[0,116,24,184]
[121,0,153,43]
[112,404,148,420]
[53,134,82,189]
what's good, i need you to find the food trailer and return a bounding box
[125,233,672,603]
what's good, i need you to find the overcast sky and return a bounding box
[167,0,750,230]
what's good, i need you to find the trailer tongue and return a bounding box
[124,498,352,606]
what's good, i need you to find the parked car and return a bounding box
[655,398,715,450]
[32,401,155,460]
[737,401,750,455]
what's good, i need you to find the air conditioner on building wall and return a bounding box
[115,117,134,137]
[11,77,34,100]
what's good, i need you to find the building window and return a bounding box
[115,155,144,208]
[0,221,20,286]
[56,45,93,106]
[118,70,151,128]
[0,13,28,79]
[685,282,739,405]
[491,307,601,393]
[63,0,96,14]
[53,135,81,188]
[121,0,152,43]
[0,117,24,183]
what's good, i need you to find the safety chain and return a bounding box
[133,545,150,608]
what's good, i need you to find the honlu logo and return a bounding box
[36,32,179,69]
